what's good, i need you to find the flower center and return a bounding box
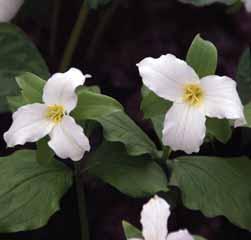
[46,105,65,123]
[183,83,204,106]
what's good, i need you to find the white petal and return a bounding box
[141,196,170,240]
[137,54,199,102]
[43,68,91,113]
[48,115,90,161]
[4,103,53,147]
[244,0,251,12]
[162,103,206,154]
[201,76,246,127]
[166,230,194,240]
[0,0,24,22]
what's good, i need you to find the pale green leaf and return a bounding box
[123,221,142,239]
[186,34,218,78]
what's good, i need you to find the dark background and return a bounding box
[0,0,251,239]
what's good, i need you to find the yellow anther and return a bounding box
[46,105,65,123]
[183,83,204,107]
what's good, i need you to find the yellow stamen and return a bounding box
[183,83,204,107]
[46,105,65,123]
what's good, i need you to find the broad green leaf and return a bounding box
[186,34,218,78]
[243,102,251,128]
[87,0,112,9]
[0,150,72,232]
[85,142,168,197]
[178,0,235,6]
[141,86,171,141]
[0,23,49,112]
[122,221,142,239]
[73,89,158,157]
[206,118,231,143]
[236,48,251,104]
[170,156,251,230]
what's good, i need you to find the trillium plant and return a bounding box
[0,1,251,240]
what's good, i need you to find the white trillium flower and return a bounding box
[243,0,251,12]
[0,0,24,22]
[128,195,194,240]
[137,54,246,154]
[4,68,91,161]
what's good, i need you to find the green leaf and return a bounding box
[243,102,251,128]
[236,48,251,104]
[186,34,218,78]
[85,142,168,197]
[141,86,171,141]
[206,118,231,143]
[7,95,27,112]
[87,0,112,9]
[7,73,158,157]
[194,236,207,240]
[36,138,54,166]
[73,89,158,157]
[16,72,45,103]
[170,155,251,230]
[0,150,72,232]
[0,23,49,113]
[178,0,235,6]
[122,221,142,239]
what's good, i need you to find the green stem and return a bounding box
[59,1,89,71]
[75,162,90,240]
[49,0,61,61]
[85,1,120,61]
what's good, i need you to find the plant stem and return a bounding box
[49,0,61,62]
[59,1,89,71]
[75,162,90,240]
[85,1,120,61]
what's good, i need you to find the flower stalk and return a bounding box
[59,1,89,71]
[75,162,90,240]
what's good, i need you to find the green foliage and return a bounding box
[243,102,251,128]
[122,221,142,239]
[73,89,159,157]
[0,150,72,232]
[36,138,54,166]
[236,48,251,104]
[194,236,207,240]
[141,86,171,141]
[0,24,49,113]
[186,34,218,78]
[7,73,158,158]
[206,118,231,143]
[170,156,251,230]
[87,0,112,9]
[16,72,44,103]
[85,142,168,197]
[178,0,235,6]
